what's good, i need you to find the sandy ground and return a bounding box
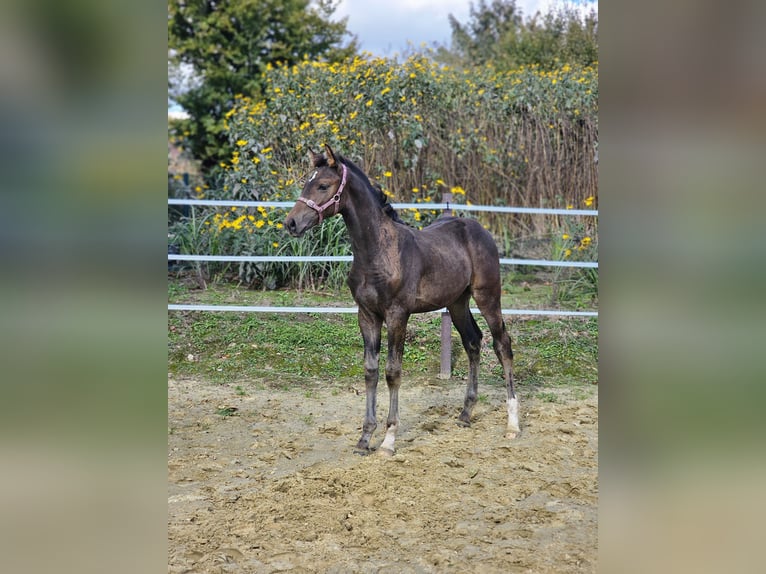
[168,375,597,573]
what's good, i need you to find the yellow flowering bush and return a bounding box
[222,52,597,235]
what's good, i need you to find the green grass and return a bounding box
[168,279,598,397]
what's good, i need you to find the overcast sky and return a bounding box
[334,0,598,57]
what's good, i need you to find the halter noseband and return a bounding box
[297,163,348,224]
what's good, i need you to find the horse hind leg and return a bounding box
[378,312,408,456]
[448,295,483,427]
[473,287,520,439]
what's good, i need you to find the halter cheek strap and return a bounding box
[297,164,348,224]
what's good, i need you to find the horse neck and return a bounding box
[341,170,394,261]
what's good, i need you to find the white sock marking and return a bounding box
[507,397,520,434]
[379,424,397,452]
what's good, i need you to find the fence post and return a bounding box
[438,191,454,379]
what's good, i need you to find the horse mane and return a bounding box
[317,154,403,224]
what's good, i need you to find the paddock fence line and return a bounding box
[168,254,597,269]
[168,198,598,217]
[167,304,596,317]
[168,197,598,378]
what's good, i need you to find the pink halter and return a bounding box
[297,164,348,224]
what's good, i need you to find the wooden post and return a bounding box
[438,191,454,379]
[439,311,452,379]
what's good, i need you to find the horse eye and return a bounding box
[318,184,329,191]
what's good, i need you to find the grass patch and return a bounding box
[168,280,598,397]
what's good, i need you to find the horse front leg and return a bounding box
[378,312,408,456]
[474,288,519,439]
[356,309,382,453]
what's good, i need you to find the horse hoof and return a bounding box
[456,419,471,428]
[353,447,373,456]
[505,429,519,440]
[377,447,395,458]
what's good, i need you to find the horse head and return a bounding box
[285,144,348,237]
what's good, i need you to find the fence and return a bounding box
[168,197,597,377]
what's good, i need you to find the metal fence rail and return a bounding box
[167,303,597,317]
[168,253,597,269]
[168,198,598,217]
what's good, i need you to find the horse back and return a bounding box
[419,216,500,262]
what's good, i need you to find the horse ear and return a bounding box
[308,148,323,167]
[324,144,337,168]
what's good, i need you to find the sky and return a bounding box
[334,0,598,57]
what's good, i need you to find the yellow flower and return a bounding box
[566,204,574,210]
[435,178,445,186]
[564,248,572,258]
[584,196,595,207]
[272,242,279,248]
[581,236,592,246]
[383,171,392,178]
[412,187,419,193]
[562,233,570,240]
[450,186,466,196]
[380,87,391,96]
[365,99,373,107]
[261,146,273,154]
[236,139,247,147]
[255,220,265,229]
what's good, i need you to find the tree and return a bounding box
[518,5,598,69]
[168,0,358,173]
[448,0,523,67]
[445,0,598,70]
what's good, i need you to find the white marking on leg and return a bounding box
[506,397,520,438]
[378,423,397,455]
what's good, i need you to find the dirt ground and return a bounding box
[168,375,597,573]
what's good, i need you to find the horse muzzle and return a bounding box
[284,208,317,238]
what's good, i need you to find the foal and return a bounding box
[285,145,519,454]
